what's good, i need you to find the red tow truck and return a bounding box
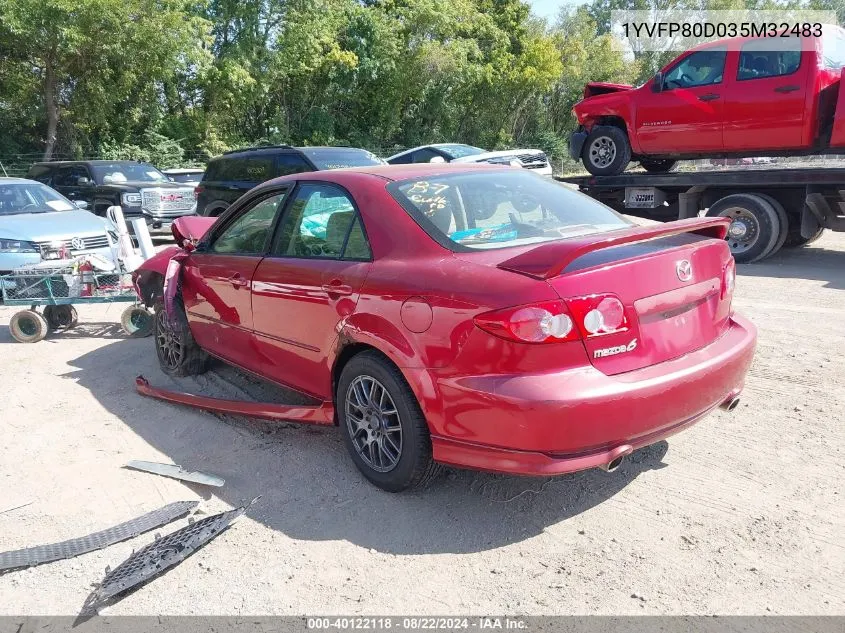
[569,27,845,176]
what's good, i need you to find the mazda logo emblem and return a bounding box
[70,237,85,251]
[676,259,693,282]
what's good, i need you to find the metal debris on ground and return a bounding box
[83,498,258,610]
[0,501,198,572]
[126,460,225,487]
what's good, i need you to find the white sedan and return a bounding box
[386,143,553,176]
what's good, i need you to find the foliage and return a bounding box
[0,0,835,167]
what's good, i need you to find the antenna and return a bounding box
[0,161,7,177]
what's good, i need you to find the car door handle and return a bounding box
[774,85,800,93]
[228,273,249,289]
[698,93,720,102]
[321,280,353,296]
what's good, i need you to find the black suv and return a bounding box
[26,160,198,228]
[195,145,385,216]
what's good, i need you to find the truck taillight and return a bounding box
[565,294,631,338]
[722,259,736,299]
[474,300,579,344]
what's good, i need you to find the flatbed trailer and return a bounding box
[557,168,845,263]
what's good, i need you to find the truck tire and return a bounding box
[756,193,789,256]
[706,194,780,263]
[784,225,824,248]
[639,159,677,173]
[582,126,631,176]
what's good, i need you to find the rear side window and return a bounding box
[272,184,371,260]
[737,38,801,80]
[387,170,630,252]
[275,153,313,177]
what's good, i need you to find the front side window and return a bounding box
[210,192,286,255]
[437,144,485,159]
[54,166,91,188]
[387,170,631,251]
[272,184,370,260]
[664,47,727,89]
[410,148,442,164]
[738,38,801,80]
[275,153,313,177]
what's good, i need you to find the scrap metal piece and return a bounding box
[84,499,257,608]
[135,375,334,424]
[0,501,198,572]
[126,460,225,487]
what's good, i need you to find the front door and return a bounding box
[53,165,95,209]
[251,183,373,399]
[635,46,728,154]
[182,190,288,368]
[723,38,808,150]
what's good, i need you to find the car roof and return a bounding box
[218,145,374,158]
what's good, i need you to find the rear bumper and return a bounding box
[426,314,757,475]
[570,128,588,160]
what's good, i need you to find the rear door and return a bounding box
[635,46,727,153]
[250,182,373,398]
[182,189,289,368]
[723,37,808,150]
[545,234,734,376]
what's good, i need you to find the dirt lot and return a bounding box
[0,232,843,617]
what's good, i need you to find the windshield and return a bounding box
[437,144,486,159]
[0,182,76,216]
[299,148,386,170]
[167,172,203,183]
[388,170,631,251]
[91,163,168,184]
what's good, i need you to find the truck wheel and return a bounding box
[337,351,442,492]
[582,126,631,176]
[706,194,780,263]
[784,225,824,248]
[639,159,677,173]
[756,193,789,256]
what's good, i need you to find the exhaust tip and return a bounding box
[600,456,625,472]
[720,396,741,412]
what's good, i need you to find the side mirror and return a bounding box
[429,156,447,164]
[73,200,89,209]
[652,72,664,93]
[77,176,92,186]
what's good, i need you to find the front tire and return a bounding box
[582,126,631,176]
[154,300,209,377]
[337,351,441,492]
[706,194,780,263]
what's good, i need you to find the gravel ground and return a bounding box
[0,231,843,616]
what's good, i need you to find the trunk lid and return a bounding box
[497,218,734,375]
[583,82,633,98]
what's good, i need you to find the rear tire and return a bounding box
[639,158,677,173]
[784,224,824,248]
[154,299,209,377]
[706,194,780,263]
[43,305,78,331]
[9,310,49,343]
[756,193,788,257]
[582,126,631,176]
[337,351,441,492]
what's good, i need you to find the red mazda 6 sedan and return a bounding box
[134,164,757,492]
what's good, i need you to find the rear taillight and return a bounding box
[194,185,203,197]
[474,300,579,344]
[722,259,736,299]
[565,294,631,338]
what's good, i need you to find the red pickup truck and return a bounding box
[570,27,845,175]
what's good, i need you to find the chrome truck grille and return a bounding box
[141,187,197,217]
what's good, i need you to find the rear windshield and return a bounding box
[387,170,631,251]
[299,148,385,170]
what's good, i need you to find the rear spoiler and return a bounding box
[497,217,730,280]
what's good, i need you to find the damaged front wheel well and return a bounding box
[135,271,165,309]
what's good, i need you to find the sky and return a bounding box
[527,0,586,20]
